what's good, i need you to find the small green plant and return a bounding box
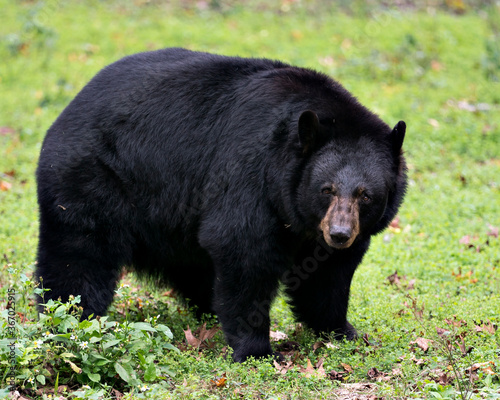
[1,289,178,397]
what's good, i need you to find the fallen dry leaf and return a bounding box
[459,235,471,244]
[65,359,82,374]
[427,368,454,385]
[110,389,124,400]
[411,337,431,352]
[0,181,12,191]
[431,60,443,71]
[411,356,425,366]
[388,216,402,232]
[487,225,499,238]
[387,271,401,285]
[313,341,325,351]
[183,325,202,348]
[367,367,389,382]
[328,369,347,381]
[444,316,467,327]
[270,330,288,341]
[300,358,326,379]
[0,126,16,136]
[455,336,473,356]
[474,321,497,334]
[404,296,425,319]
[198,322,219,342]
[466,361,496,376]
[334,383,377,399]
[428,118,440,128]
[341,362,353,373]
[182,323,219,350]
[436,327,450,337]
[316,358,326,377]
[274,360,294,375]
[210,373,227,388]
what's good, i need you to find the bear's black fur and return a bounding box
[36,48,407,362]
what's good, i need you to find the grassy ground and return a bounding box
[1,1,499,399]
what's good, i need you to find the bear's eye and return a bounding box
[360,192,372,203]
[321,187,335,195]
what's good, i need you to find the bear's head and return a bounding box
[295,110,407,249]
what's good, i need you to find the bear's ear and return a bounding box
[298,110,320,154]
[390,120,406,155]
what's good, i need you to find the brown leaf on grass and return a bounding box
[341,362,353,373]
[388,272,415,291]
[431,60,443,71]
[387,271,401,285]
[444,316,467,327]
[455,335,473,356]
[313,341,324,351]
[183,325,202,348]
[312,340,338,352]
[406,279,416,290]
[34,385,71,398]
[487,225,499,238]
[474,321,497,334]
[269,330,288,342]
[300,358,326,379]
[161,289,176,297]
[0,126,16,136]
[388,216,402,233]
[459,235,485,252]
[411,356,426,366]
[210,372,227,388]
[334,383,378,399]
[436,327,450,337]
[315,358,326,376]
[274,360,294,375]
[362,333,378,347]
[427,369,454,385]
[438,372,453,385]
[459,235,471,244]
[183,323,219,350]
[328,369,346,381]
[466,361,496,376]
[0,181,12,191]
[367,367,390,382]
[198,322,219,342]
[404,296,425,319]
[110,388,124,400]
[65,359,82,374]
[410,337,431,352]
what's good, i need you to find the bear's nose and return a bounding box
[329,226,352,245]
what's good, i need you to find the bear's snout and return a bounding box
[329,225,352,246]
[320,196,360,249]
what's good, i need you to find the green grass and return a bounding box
[1,1,500,399]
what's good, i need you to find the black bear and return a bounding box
[36,48,407,362]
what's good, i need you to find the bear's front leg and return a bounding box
[212,269,280,362]
[200,220,287,362]
[284,238,370,340]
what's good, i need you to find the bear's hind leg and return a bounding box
[36,224,128,320]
